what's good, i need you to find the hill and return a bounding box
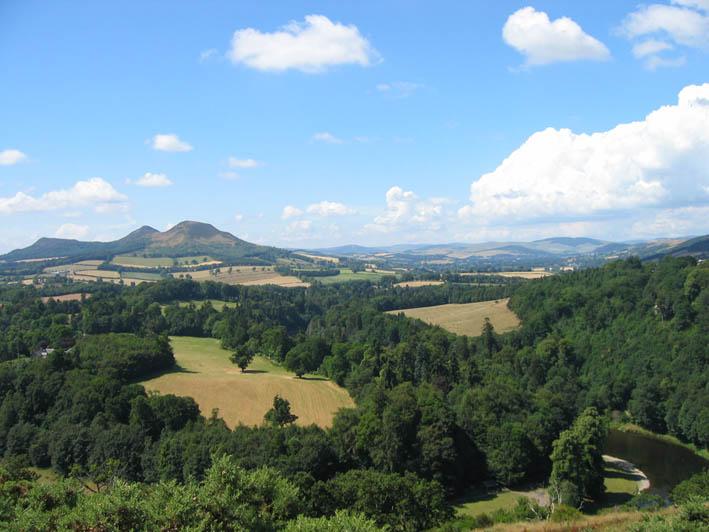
[0,221,288,264]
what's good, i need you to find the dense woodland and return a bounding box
[0,256,707,529]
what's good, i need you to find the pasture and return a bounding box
[141,337,353,428]
[387,298,520,336]
[317,268,385,284]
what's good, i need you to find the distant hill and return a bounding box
[645,235,709,260]
[0,221,288,264]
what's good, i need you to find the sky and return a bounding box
[1,0,708,252]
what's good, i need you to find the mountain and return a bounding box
[645,235,709,260]
[0,221,287,264]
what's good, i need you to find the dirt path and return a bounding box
[603,454,651,491]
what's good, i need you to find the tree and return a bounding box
[230,348,255,372]
[549,407,608,508]
[264,395,298,426]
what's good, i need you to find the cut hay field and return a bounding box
[111,255,220,268]
[141,337,353,428]
[178,266,308,288]
[387,298,520,336]
[463,271,552,279]
[41,292,91,303]
[394,280,444,288]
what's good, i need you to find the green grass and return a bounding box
[121,271,165,281]
[612,422,709,461]
[454,489,534,517]
[317,268,386,284]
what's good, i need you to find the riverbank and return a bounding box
[603,454,650,491]
[612,422,709,461]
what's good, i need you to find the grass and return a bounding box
[612,422,709,461]
[120,271,165,281]
[394,280,444,288]
[387,298,520,336]
[455,489,533,517]
[141,336,354,428]
[317,268,385,284]
[463,271,552,279]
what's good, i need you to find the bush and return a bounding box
[550,504,582,523]
[672,471,709,504]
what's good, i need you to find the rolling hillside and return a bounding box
[0,221,289,264]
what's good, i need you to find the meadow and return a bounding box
[141,336,354,428]
[387,298,520,336]
[394,280,444,288]
[316,268,385,284]
[463,271,553,279]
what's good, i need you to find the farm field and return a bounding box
[177,266,308,287]
[141,336,353,428]
[40,292,91,304]
[387,298,520,336]
[176,299,236,311]
[394,280,444,288]
[111,255,220,268]
[316,268,386,284]
[463,271,552,279]
[293,251,339,263]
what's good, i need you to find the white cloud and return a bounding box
[151,133,193,152]
[306,200,355,216]
[55,223,89,239]
[234,213,244,222]
[199,48,219,62]
[458,83,709,224]
[367,186,448,233]
[312,131,343,144]
[286,219,312,232]
[632,39,674,57]
[376,81,422,98]
[0,178,127,215]
[631,205,709,237]
[228,157,261,168]
[0,149,27,166]
[281,205,303,219]
[133,172,173,187]
[228,14,378,73]
[621,1,709,67]
[503,7,610,66]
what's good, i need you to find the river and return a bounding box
[605,429,708,495]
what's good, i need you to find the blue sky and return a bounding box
[1,0,708,251]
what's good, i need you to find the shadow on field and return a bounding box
[241,369,267,374]
[605,469,643,482]
[297,375,328,381]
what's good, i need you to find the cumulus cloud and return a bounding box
[55,223,89,239]
[312,131,343,144]
[228,157,261,168]
[228,14,378,72]
[306,200,355,216]
[503,7,610,66]
[621,1,709,68]
[0,178,127,215]
[133,172,173,187]
[367,186,448,233]
[234,213,244,222]
[458,83,709,224]
[0,149,27,166]
[151,133,193,152]
[199,48,219,62]
[285,219,312,233]
[281,205,303,219]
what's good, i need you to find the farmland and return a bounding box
[141,336,354,428]
[463,271,553,279]
[111,255,220,268]
[316,268,386,284]
[176,266,308,287]
[394,280,444,288]
[387,298,520,336]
